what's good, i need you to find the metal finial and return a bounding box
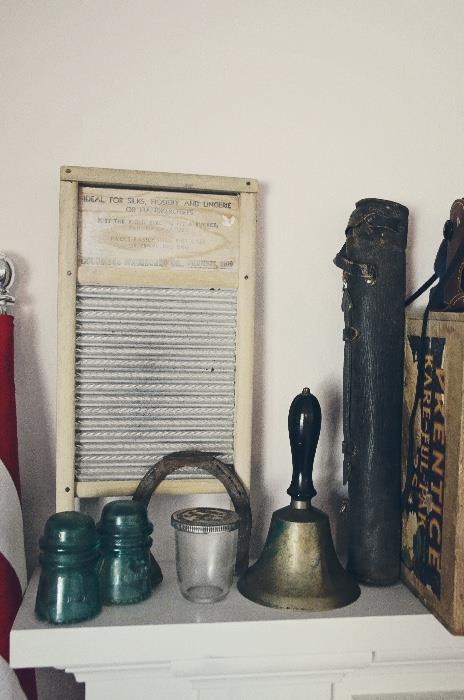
[0,254,15,315]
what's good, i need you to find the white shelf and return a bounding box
[11,561,464,668]
[11,564,464,699]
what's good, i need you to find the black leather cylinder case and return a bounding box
[334,198,409,585]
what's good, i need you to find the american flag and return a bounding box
[0,274,37,698]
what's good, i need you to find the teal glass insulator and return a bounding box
[97,500,155,605]
[35,511,101,624]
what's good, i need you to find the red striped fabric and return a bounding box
[0,315,37,699]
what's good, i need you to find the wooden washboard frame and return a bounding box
[56,166,257,510]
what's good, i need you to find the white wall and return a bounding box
[3,1,464,697]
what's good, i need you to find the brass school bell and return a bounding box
[238,388,360,611]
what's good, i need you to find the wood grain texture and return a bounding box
[61,166,257,194]
[75,478,225,498]
[57,167,257,502]
[56,180,78,511]
[233,192,257,490]
[77,265,238,289]
[402,311,464,634]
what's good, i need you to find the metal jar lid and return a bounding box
[171,507,240,534]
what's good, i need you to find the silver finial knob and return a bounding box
[0,254,15,315]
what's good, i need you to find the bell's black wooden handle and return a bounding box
[287,388,321,501]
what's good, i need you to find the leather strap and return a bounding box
[133,450,252,575]
[402,228,464,508]
[341,289,355,484]
[334,245,376,284]
[404,273,438,307]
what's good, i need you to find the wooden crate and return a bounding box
[402,311,464,634]
[57,166,257,510]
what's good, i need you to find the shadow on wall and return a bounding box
[248,182,349,560]
[315,379,348,562]
[405,209,418,299]
[36,668,84,700]
[248,185,348,560]
[8,251,55,575]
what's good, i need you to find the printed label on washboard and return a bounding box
[78,187,239,271]
[402,335,446,598]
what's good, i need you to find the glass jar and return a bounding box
[35,511,101,624]
[171,507,239,603]
[97,500,154,605]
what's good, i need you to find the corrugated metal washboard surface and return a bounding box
[75,285,237,481]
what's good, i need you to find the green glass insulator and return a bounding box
[35,511,101,624]
[97,500,156,605]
